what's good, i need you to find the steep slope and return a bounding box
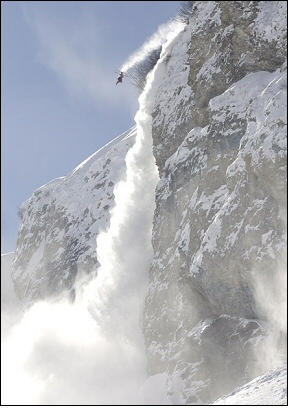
[143,0,287,404]
[210,364,287,405]
[11,128,136,305]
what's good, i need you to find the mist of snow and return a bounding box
[250,260,287,376]
[121,20,184,73]
[1,25,184,406]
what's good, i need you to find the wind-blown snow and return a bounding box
[1,23,183,406]
[1,252,22,338]
[121,20,184,73]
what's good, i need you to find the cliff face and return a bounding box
[152,1,287,174]
[143,0,287,403]
[9,0,286,405]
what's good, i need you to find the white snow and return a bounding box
[211,364,287,405]
[253,1,287,43]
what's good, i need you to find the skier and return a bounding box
[116,71,124,85]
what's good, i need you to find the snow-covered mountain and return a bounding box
[11,128,136,305]
[2,1,287,406]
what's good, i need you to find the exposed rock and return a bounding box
[143,0,287,403]
[152,1,287,175]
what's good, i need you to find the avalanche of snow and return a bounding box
[1,1,287,406]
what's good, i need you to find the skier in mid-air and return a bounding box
[116,71,124,85]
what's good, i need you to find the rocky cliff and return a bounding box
[9,0,287,405]
[143,0,287,404]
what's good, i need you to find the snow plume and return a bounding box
[121,20,184,73]
[83,84,160,339]
[1,24,183,406]
[250,257,287,377]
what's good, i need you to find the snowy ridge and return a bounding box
[11,127,136,304]
[210,364,287,405]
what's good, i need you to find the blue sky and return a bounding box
[2,1,181,254]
